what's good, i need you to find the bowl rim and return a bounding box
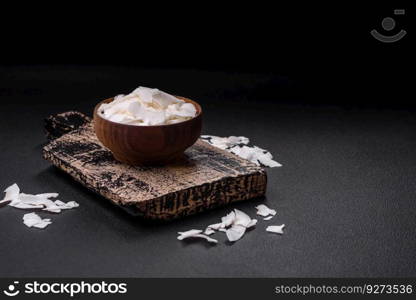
[93,95,202,128]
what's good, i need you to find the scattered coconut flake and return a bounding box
[1,183,19,204]
[207,222,223,230]
[255,204,276,217]
[177,229,218,244]
[192,234,218,243]
[266,224,285,235]
[204,228,216,235]
[177,229,202,239]
[1,183,79,230]
[200,135,249,150]
[226,224,246,242]
[230,145,282,167]
[176,206,285,245]
[216,209,258,242]
[227,136,250,145]
[246,219,258,228]
[1,184,79,214]
[60,200,79,209]
[201,135,282,168]
[10,202,44,209]
[22,212,52,229]
[233,209,252,227]
[221,211,236,228]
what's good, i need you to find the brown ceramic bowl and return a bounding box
[93,96,202,166]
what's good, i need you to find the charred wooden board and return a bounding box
[44,111,91,140]
[43,111,267,220]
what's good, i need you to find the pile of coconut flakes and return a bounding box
[178,204,285,244]
[200,135,281,168]
[0,183,79,229]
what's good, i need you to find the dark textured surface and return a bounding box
[0,66,415,277]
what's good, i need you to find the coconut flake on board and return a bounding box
[200,135,281,167]
[200,135,249,150]
[266,224,285,235]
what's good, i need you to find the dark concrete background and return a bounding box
[0,65,415,277]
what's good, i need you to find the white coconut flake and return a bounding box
[226,224,246,242]
[263,216,274,221]
[1,183,20,204]
[193,234,218,243]
[204,228,216,235]
[231,145,282,167]
[217,209,258,242]
[233,209,252,227]
[177,229,218,244]
[246,219,258,228]
[227,136,250,145]
[177,229,202,240]
[221,211,236,228]
[256,204,276,217]
[22,212,52,229]
[201,135,282,168]
[266,224,285,235]
[207,222,223,230]
[200,135,250,150]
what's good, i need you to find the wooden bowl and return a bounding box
[93,96,202,166]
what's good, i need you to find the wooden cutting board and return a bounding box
[43,111,267,220]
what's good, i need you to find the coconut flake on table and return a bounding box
[266,224,285,235]
[1,183,79,229]
[200,135,281,167]
[0,183,19,204]
[255,204,277,217]
[207,222,223,230]
[226,225,247,242]
[22,212,52,229]
[99,86,197,126]
[177,229,218,244]
[221,211,236,228]
[177,205,285,245]
[224,209,258,242]
[204,208,258,243]
[204,228,216,235]
[246,219,258,228]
